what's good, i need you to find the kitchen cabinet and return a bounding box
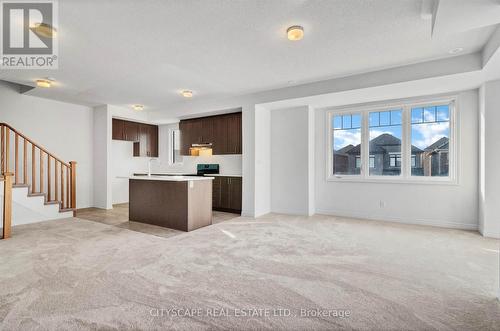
[133,123,158,157]
[123,120,139,141]
[179,112,242,155]
[112,118,158,157]
[112,119,124,140]
[212,176,242,214]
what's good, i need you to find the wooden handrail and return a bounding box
[0,123,77,237]
[0,123,69,167]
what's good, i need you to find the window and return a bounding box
[411,105,450,177]
[332,113,361,175]
[355,156,361,168]
[369,109,402,176]
[389,154,401,168]
[169,129,183,165]
[328,96,455,182]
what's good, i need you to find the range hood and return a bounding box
[189,143,213,156]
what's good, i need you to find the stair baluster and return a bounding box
[0,123,77,239]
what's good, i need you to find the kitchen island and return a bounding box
[129,175,213,232]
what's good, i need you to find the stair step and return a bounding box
[45,201,60,205]
[28,192,46,197]
[13,184,29,188]
[59,208,75,213]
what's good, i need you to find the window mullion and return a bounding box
[362,111,369,178]
[402,106,410,179]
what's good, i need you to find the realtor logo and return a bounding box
[1,0,58,69]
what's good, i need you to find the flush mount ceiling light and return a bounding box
[287,25,304,41]
[133,104,144,111]
[36,79,52,88]
[30,22,57,38]
[449,47,464,54]
[181,90,193,98]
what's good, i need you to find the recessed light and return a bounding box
[449,47,464,54]
[181,90,193,98]
[30,22,57,38]
[36,79,52,88]
[133,104,144,111]
[287,25,304,41]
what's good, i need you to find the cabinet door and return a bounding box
[139,124,149,157]
[192,119,203,144]
[179,121,190,155]
[201,116,214,144]
[220,177,231,209]
[228,177,242,211]
[179,119,203,155]
[212,115,228,155]
[212,177,221,208]
[112,119,124,140]
[227,113,242,154]
[123,121,139,141]
[147,125,158,157]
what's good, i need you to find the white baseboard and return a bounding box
[315,209,478,231]
[480,230,500,239]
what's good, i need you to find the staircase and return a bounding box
[1,123,77,239]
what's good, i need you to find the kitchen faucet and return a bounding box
[148,158,159,176]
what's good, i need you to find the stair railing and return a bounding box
[0,123,76,239]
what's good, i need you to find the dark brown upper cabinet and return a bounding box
[179,112,242,155]
[112,118,125,140]
[112,118,158,157]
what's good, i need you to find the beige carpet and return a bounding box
[0,214,499,330]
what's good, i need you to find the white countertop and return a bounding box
[129,175,214,182]
[205,174,242,177]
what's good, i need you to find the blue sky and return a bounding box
[333,105,449,151]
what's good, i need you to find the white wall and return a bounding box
[93,106,112,209]
[111,140,149,204]
[271,106,314,215]
[0,81,93,209]
[479,80,500,238]
[254,106,271,217]
[314,89,479,230]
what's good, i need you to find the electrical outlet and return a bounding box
[379,200,386,208]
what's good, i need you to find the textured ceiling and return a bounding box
[0,0,498,112]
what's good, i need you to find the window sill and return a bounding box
[326,176,458,186]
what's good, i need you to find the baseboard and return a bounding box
[480,230,500,239]
[315,209,478,231]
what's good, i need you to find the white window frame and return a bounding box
[169,128,183,166]
[369,155,375,168]
[325,94,458,185]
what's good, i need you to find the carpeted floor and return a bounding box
[0,214,499,330]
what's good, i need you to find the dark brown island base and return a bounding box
[129,176,213,231]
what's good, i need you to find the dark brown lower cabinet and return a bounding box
[212,176,242,214]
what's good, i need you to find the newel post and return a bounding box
[70,161,77,216]
[2,172,13,239]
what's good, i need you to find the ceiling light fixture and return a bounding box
[133,104,144,111]
[287,25,304,41]
[449,47,464,54]
[36,79,52,88]
[181,90,193,98]
[30,22,57,38]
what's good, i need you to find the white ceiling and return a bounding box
[1,0,499,113]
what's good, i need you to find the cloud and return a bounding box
[334,129,360,150]
[412,122,449,149]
